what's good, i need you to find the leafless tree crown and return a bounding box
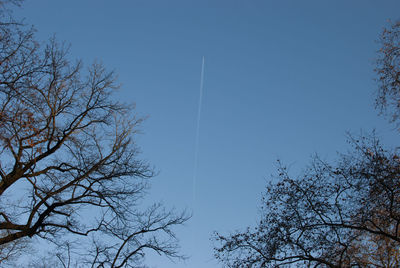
[214,20,400,268]
[376,21,400,125]
[214,136,400,267]
[0,2,188,266]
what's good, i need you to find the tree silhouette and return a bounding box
[376,20,400,126]
[0,1,188,266]
[213,20,400,268]
[214,136,400,267]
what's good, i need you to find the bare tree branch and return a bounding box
[0,3,189,267]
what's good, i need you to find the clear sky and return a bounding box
[15,1,400,267]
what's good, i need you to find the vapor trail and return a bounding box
[193,56,205,203]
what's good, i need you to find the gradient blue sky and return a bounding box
[16,1,400,267]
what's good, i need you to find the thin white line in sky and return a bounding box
[193,56,205,203]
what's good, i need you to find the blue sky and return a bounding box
[16,1,400,267]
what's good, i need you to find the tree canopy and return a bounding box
[213,20,400,268]
[376,20,400,125]
[0,1,188,266]
[214,136,400,267]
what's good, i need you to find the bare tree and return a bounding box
[0,1,188,266]
[213,20,400,268]
[213,136,400,267]
[376,20,400,125]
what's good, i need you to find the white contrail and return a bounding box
[193,56,205,203]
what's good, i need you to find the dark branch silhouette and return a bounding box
[214,135,400,267]
[213,20,400,267]
[0,1,189,266]
[376,20,400,126]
